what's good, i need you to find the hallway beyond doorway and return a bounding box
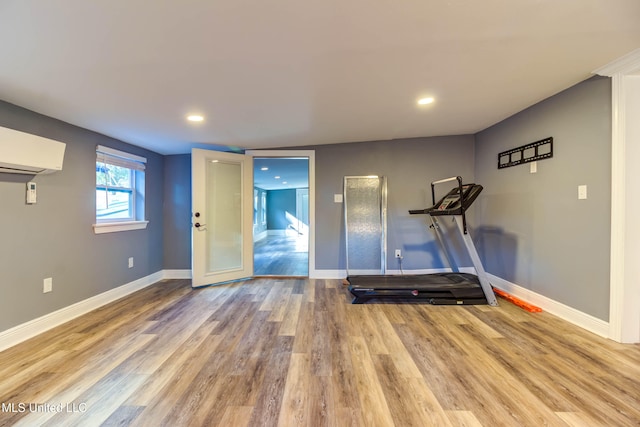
[254,233,308,276]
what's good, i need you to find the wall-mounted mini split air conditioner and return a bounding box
[0,126,66,175]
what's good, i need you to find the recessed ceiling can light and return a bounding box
[261,167,269,171]
[274,175,281,179]
[187,114,204,122]
[418,97,434,105]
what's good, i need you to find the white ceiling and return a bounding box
[254,157,309,190]
[1,1,639,155]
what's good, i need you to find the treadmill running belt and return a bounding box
[345,273,488,304]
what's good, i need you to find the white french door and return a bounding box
[191,149,253,288]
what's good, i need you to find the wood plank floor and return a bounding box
[254,234,308,276]
[1,278,639,426]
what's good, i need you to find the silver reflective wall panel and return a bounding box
[344,176,387,275]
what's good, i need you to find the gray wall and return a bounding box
[163,154,192,269]
[0,101,164,332]
[162,136,477,272]
[474,76,612,320]
[308,136,476,270]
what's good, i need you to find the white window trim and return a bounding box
[94,145,148,234]
[96,145,147,167]
[93,220,149,234]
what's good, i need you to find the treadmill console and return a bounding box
[409,183,483,216]
[436,184,474,211]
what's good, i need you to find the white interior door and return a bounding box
[192,148,253,287]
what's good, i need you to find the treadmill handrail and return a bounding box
[431,176,461,185]
[431,176,463,206]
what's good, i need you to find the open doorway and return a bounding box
[253,157,309,276]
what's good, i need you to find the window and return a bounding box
[254,189,258,226]
[261,192,267,225]
[94,145,148,234]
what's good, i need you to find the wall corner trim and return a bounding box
[593,48,640,77]
[594,49,640,343]
[0,270,190,353]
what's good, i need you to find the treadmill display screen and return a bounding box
[408,182,483,216]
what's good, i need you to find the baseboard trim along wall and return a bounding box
[486,273,610,338]
[163,269,192,279]
[1,268,609,352]
[0,269,192,352]
[314,268,610,339]
[312,267,475,279]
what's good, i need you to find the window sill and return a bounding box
[93,221,149,234]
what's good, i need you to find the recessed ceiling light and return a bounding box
[261,167,269,171]
[274,175,281,179]
[282,181,288,185]
[187,114,204,122]
[417,97,434,105]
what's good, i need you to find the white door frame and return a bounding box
[247,149,316,278]
[594,48,640,343]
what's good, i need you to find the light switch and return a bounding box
[530,161,537,174]
[43,277,52,293]
[334,194,343,203]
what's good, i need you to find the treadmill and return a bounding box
[345,176,498,306]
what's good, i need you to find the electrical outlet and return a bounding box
[395,249,402,258]
[578,185,587,200]
[128,257,134,268]
[43,277,52,293]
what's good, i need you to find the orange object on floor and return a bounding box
[493,288,542,313]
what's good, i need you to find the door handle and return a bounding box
[194,212,205,229]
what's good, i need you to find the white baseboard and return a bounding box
[253,230,268,242]
[386,267,477,275]
[163,269,192,279]
[1,269,609,352]
[311,267,475,279]
[312,269,609,339]
[310,269,346,279]
[487,273,610,338]
[0,270,185,353]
